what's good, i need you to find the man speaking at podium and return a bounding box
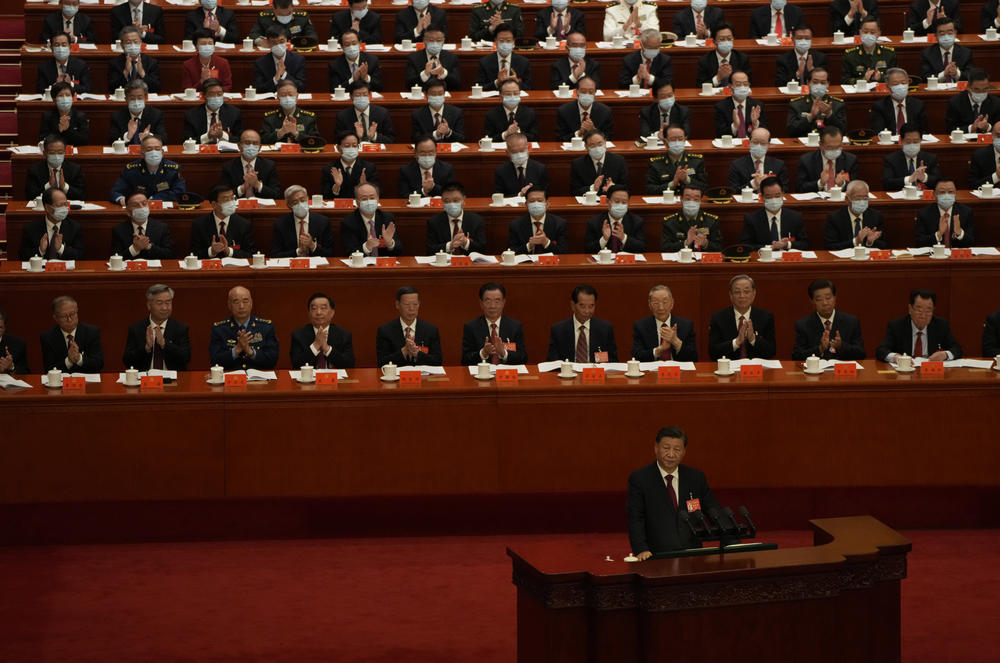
[627,426,731,560]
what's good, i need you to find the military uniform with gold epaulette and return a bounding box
[260,107,320,144]
[208,315,279,370]
[110,159,186,204]
[248,10,318,44]
[786,93,848,137]
[468,1,524,42]
[644,152,708,195]
[841,44,897,85]
[660,209,723,252]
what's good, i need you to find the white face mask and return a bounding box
[341,146,359,161]
[53,46,70,61]
[427,95,445,109]
[588,145,606,161]
[130,205,149,223]
[292,201,309,218]
[731,85,751,102]
[860,33,877,49]
[343,44,360,60]
[124,43,142,58]
[510,151,528,167]
[358,199,378,215]
[794,39,811,54]
[417,155,436,170]
[198,44,215,59]
[275,12,293,24]
[51,204,70,222]
[667,140,685,156]
[352,95,370,112]
[527,201,547,217]
[220,200,238,217]
[823,148,842,162]
[763,197,783,213]
[143,149,163,168]
[271,43,287,58]
[350,8,368,20]
[609,203,628,218]
[901,142,921,158]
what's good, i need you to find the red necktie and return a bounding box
[575,325,588,362]
[554,12,564,38]
[490,322,501,365]
[774,11,783,37]
[316,329,328,369]
[824,319,836,355]
[826,159,836,190]
[46,224,60,258]
[152,325,165,369]
[658,322,672,361]
[914,330,924,357]
[738,316,748,358]
[941,213,951,248]
[532,221,542,254]
[737,103,746,138]
[895,103,905,133]
[665,474,678,510]
[608,220,622,252]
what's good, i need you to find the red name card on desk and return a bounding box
[581,366,605,382]
[375,257,396,267]
[316,372,338,385]
[658,365,680,379]
[538,255,559,265]
[238,198,258,210]
[147,200,163,210]
[834,363,857,377]
[202,259,223,270]
[63,376,86,390]
[782,251,802,262]
[279,144,301,153]
[126,261,147,271]
[495,368,518,383]
[700,252,722,263]
[290,258,310,269]
[128,144,141,155]
[614,254,635,264]
[450,255,472,266]
[977,133,992,144]
[199,144,219,154]
[951,248,972,260]
[740,364,763,379]
[140,375,163,388]
[361,144,380,153]
[870,250,891,261]
[921,361,945,376]
[429,198,443,208]
[45,261,66,272]
[399,370,421,385]
[436,143,453,153]
[224,373,247,387]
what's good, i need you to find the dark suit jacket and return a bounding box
[708,307,777,360]
[25,159,86,200]
[945,92,1000,132]
[221,156,282,200]
[695,49,751,86]
[631,315,698,362]
[876,315,962,361]
[824,206,888,250]
[792,311,865,360]
[796,150,859,193]
[122,317,191,371]
[482,105,539,142]
[983,0,1000,31]
[639,102,691,138]
[41,322,103,373]
[208,315,279,370]
[189,212,256,258]
[334,104,396,143]
[727,155,789,192]
[982,310,1000,357]
[774,48,828,86]
[394,6,447,42]
[914,202,974,248]
[569,152,628,196]
[493,158,549,196]
[713,97,768,138]
[969,146,1000,189]
[546,316,617,362]
[111,218,175,259]
[110,3,166,43]
[289,323,355,369]
[584,211,646,253]
[475,53,533,91]
[618,51,672,89]
[673,6,726,37]
[0,333,29,375]
[425,211,487,255]
[328,52,384,92]
[184,7,240,42]
[340,209,404,256]
[508,212,568,254]
[549,56,601,89]
[404,50,460,91]
[628,462,726,554]
[410,104,466,142]
[108,107,166,145]
[907,0,962,36]
[534,7,585,39]
[107,54,161,93]
[38,108,90,146]
[36,57,92,94]
[739,208,808,249]
[461,316,528,365]
[321,157,378,199]
[180,54,233,91]
[919,44,973,82]
[271,212,335,257]
[829,0,878,36]
[19,217,85,260]
[749,4,803,38]
[182,103,242,143]
[375,318,442,366]
[397,160,455,197]
[329,9,382,42]
[881,149,940,191]
[41,11,96,44]
[253,51,307,93]
[555,100,613,141]
[870,96,929,135]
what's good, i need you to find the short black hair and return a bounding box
[479,282,506,299]
[808,278,836,298]
[341,28,360,41]
[441,182,465,197]
[349,80,371,95]
[336,130,359,145]
[571,284,597,303]
[606,184,630,198]
[665,123,687,136]
[494,23,514,39]
[682,182,705,196]
[712,23,734,40]
[652,79,674,96]
[308,292,334,308]
[264,24,286,41]
[193,28,215,42]
[201,77,224,94]
[50,81,73,98]
[968,68,990,86]
[819,124,842,140]
[899,122,922,140]
[41,187,64,206]
[792,23,813,36]
[910,289,936,305]
[760,176,783,193]
[423,77,447,92]
[582,128,605,143]
[860,15,880,30]
[414,134,437,150]
[933,16,956,31]
[656,426,688,447]
[274,0,293,8]
[396,285,419,301]
[124,189,147,206]
[524,185,547,199]
[208,183,234,203]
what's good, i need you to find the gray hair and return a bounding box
[284,185,307,201]
[648,284,673,299]
[885,67,908,81]
[640,28,660,43]
[118,25,142,42]
[146,284,174,300]
[729,274,755,291]
[125,79,148,94]
[51,295,77,313]
[845,179,869,196]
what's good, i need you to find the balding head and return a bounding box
[227,286,253,323]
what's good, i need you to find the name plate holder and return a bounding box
[834,363,857,378]
[224,373,247,387]
[450,255,472,266]
[399,370,421,385]
[63,376,86,390]
[290,258,310,269]
[202,259,224,270]
[238,198,259,210]
[333,199,354,208]
[140,375,164,388]
[147,200,163,211]
[375,256,396,267]
[740,364,763,379]
[45,261,67,272]
[316,372,338,385]
[495,368,518,383]
[657,365,681,379]
[199,144,219,154]
[870,249,891,261]
[782,251,802,262]
[538,255,559,265]
[126,261,148,271]
[279,143,301,153]
[920,361,945,377]
[700,252,723,263]
[614,254,636,265]
[951,248,972,260]
[581,367,605,382]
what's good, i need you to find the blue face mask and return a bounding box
[681,200,700,217]
[343,44,361,60]
[771,0,786,11]
[794,39,811,54]
[350,8,367,19]
[143,149,163,168]
[359,199,379,215]
[850,198,869,215]
[890,83,908,101]
[860,33,877,49]
[749,143,767,160]
[667,140,686,156]
[341,146,359,161]
[577,93,595,107]
[502,94,520,110]
[275,12,292,24]
[993,138,1000,152]
[936,193,955,209]
[609,203,628,218]
[206,95,224,111]
[201,0,217,9]
[731,85,750,102]
[443,202,463,218]
[417,155,435,169]
[425,41,443,56]
[241,143,260,160]
[62,4,79,18]
[810,83,828,98]
[46,153,65,169]
[128,99,145,115]
[763,197,783,213]
[497,42,514,57]
[691,0,706,10]
[527,201,547,217]
[198,44,215,58]
[53,46,70,61]
[352,95,370,112]
[568,47,586,61]
[658,96,675,112]
[55,96,73,112]
[427,95,445,109]
[716,40,733,56]
[552,0,568,9]
[938,34,956,49]
[588,145,606,161]
[902,142,921,158]
[279,95,297,111]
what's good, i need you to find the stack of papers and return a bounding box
[728,359,784,369]
[22,260,76,270]
[0,375,32,389]
[115,370,178,383]
[41,373,101,386]
[639,361,696,371]
[225,369,277,381]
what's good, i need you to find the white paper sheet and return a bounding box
[116,370,178,383]
[289,369,348,380]
[638,361,697,371]
[41,373,101,386]
[660,252,703,262]
[590,253,647,262]
[21,260,75,270]
[0,375,32,389]
[466,364,529,375]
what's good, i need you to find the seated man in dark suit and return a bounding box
[181,30,233,91]
[570,129,628,196]
[920,18,972,82]
[425,182,487,256]
[508,187,568,254]
[209,286,279,371]
[739,176,809,250]
[876,288,962,362]
[483,78,539,142]
[619,29,671,90]
[26,135,86,201]
[727,128,789,193]
[631,285,697,362]
[584,185,646,254]
[945,68,1000,133]
[673,0,725,38]
[189,184,257,259]
[628,426,731,559]
[334,80,396,143]
[639,81,691,139]
[183,78,242,144]
[791,278,866,361]
[41,295,103,373]
[322,131,378,199]
[223,129,282,199]
[749,0,802,38]
[397,134,455,197]
[714,70,767,138]
[983,309,1000,358]
[696,24,750,86]
[824,179,888,250]
[882,123,941,191]
[122,283,191,372]
[796,125,858,193]
[984,0,1000,32]
[329,29,384,92]
[914,179,974,248]
[555,76,612,142]
[493,133,549,196]
[108,26,161,93]
[41,0,96,45]
[0,310,30,375]
[112,190,175,260]
[330,0,382,43]
[969,121,1000,189]
[110,0,165,44]
[185,0,240,43]
[775,24,828,86]
[829,0,877,37]
[36,31,91,94]
[254,26,307,93]
[404,27,459,91]
[410,78,465,142]
[475,24,532,91]
[461,282,528,366]
[19,187,84,261]
[786,67,847,138]
[907,0,961,37]
[289,292,355,369]
[708,274,776,360]
[375,286,443,366]
[271,184,335,258]
[107,80,167,146]
[546,284,618,362]
[39,82,90,147]
[549,32,600,89]
[870,68,930,135]
[395,0,447,43]
[341,182,403,256]
[536,1,584,40]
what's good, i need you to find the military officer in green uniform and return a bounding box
[644,125,708,195]
[841,16,896,84]
[209,286,279,370]
[469,0,523,43]
[249,0,318,47]
[110,134,186,205]
[786,67,848,137]
[260,80,319,144]
[661,183,723,252]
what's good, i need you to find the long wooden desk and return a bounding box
[508,516,911,663]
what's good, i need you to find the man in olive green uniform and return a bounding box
[661,183,723,252]
[469,0,523,42]
[786,67,847,136]
[249,0,318,46]
[644,125,707,195]
[841,17,896,84]
[260,80,319,143]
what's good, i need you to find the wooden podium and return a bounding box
[507,516,910,663]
